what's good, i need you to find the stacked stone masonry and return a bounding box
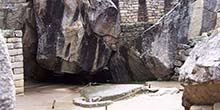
[120,22,152,44]
[119,0,165,23]
[2,30,24,95]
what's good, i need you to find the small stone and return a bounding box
[177,43,191,49]
[174,60,183,67]
[178,49,189,56]
[186,48,193,56]
[14,30,23,37]
[170,75,179,81]
[176,54,187,62]
[174,67,180,74]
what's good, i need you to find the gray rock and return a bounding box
[174,67,180,74]
[188,0,219,40]
[33,0,119,73]
[179,28,220,83]
[80,84,143,101]
[185,48,192,56]
[23,4,49,81]
[0,2,28,29]
[176,54,188,62]
[174,60,183,67]
[180,28,220,109]
[0,31,15,110]
[109,46,155,83]
[32,0,156,82]
[138,0,193,78]
[177,44,191,50]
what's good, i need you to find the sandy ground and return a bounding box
[16,81,184,110]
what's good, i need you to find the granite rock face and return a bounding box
[179,28,220,109]
[23,2,49,80]
[0,32,15,110]
[179,29,220,83]
[136,0,193,78]
[188,0,220,39]
[109,46,155,82]
[33,0,119,74]
[0,1,28,29]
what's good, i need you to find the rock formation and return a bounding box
[179,28,220,109]
[33,0,118,73]
[187,0,220,39]
[5,0,220,83]
[31,0,158,82]
[131,0,192,79]
[0,31,15,110]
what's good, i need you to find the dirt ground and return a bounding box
[16,81,184,110]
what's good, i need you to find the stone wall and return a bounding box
[120,22,152,46]
[0,0,27,30]
[119,0,165,23]
[0,0,27,95]
[119,0,139,23]
[146,0,164,23]
[2,30,24,95]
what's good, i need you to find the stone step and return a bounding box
[190,105,213,110]
[214,103,220,110]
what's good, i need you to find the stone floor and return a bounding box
[16,81,184,110]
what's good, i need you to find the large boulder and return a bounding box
[179,28,220,83]
[32,0,158,82]
[0,31,15,110]
[179,28,220,109]
[109,46,155,82]
[134,0,193,78]
[33,0,119,74]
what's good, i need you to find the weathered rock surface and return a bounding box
[109,46,155,82]
[0,31,15,110]
[32,0,156,82]
[182,82,220,110]
[179,29,220,82]
[136,0,193,78]
[10,0,220,83]
[180,28,220,109]
[188,0,220,39]
[33,0,119,74]
[23,1,50,80]
[0,1,28,29]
